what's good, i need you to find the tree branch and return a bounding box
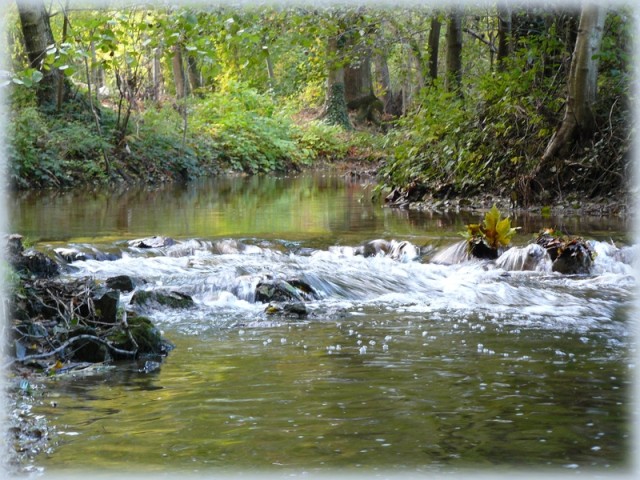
[17,334,137,362]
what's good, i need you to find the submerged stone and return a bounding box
[265,302,308,319]
[495,244,549,271]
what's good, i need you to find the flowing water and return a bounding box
[9,172,636,475]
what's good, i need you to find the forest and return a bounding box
[4,1,634,207]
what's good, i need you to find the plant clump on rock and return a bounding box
[462,205,518,259]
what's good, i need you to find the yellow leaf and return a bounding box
[495,217,517,247]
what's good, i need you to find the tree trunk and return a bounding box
[172,45,188,100]
[343,26,382,125]
[152,48,163,102]
[542,4,606,163]
[406,36,426,90]
[322,35,352,130]
[187,53,201,93]
[17,0,64,108]
[497,2,512,70]
[374,53,401,116]
[265,54,275,91]
[445,9,463,94]
[427,16,442,84]
[90,41,105,94]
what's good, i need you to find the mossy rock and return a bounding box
[109,314,173,357]
[130,289,195,309]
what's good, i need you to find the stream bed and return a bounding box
[9,172,636,475]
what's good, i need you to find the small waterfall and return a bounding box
[495,244,550,272]
[590,240,638,275]
[56,235,636,332]
[329,239,420,263]
[388,240,420,263]
[430,240,471,265]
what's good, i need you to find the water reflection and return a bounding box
[10,171,630,247]
[11,172,632,474]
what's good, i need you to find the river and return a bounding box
[9,172,636,475]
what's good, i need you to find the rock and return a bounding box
[551,243,594,274]
[108,314,174,359]
[67,326,109,363]
[93,290,120,325]
[4,235,59,278]
[255,279,305,303]
[469,240,499,260]
[265,302,308,319]
[54,247,90,263]
[388,240,420,262]
[495,244,548,271]
[130,289,195,309]
[106,275,136,292]
[255,278,318,304]
[54,247,119,263]
[19,250,60,278]
[356,239,390,258]
[128,236,176,249]
[286,279,319,300]
[536,231,595,274]
[4,233,25,258]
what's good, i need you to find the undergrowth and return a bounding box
[7,82,372,189]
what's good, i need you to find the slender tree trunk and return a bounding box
[90,41,105,95]
[56,1,70,112]
[265,54,275,90]
[445,8,463,94]
[497,2,512,70]
[172,45,188,100]
[187,53,201,93]
[17,0,64,108]
[427,16,442,84]
[152,48,163,102]
[407,36,426,90]
[542,4,606,163]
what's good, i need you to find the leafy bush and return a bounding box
[379,61,558,199]
[291,120,349,161]
[190,83,317,172]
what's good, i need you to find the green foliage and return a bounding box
[323,83,352,130]
[7,3,630,200]
[291,121,349,161]
[379,50,565,199]
[190,83,317,172]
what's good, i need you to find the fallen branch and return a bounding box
[17,334,138,362]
